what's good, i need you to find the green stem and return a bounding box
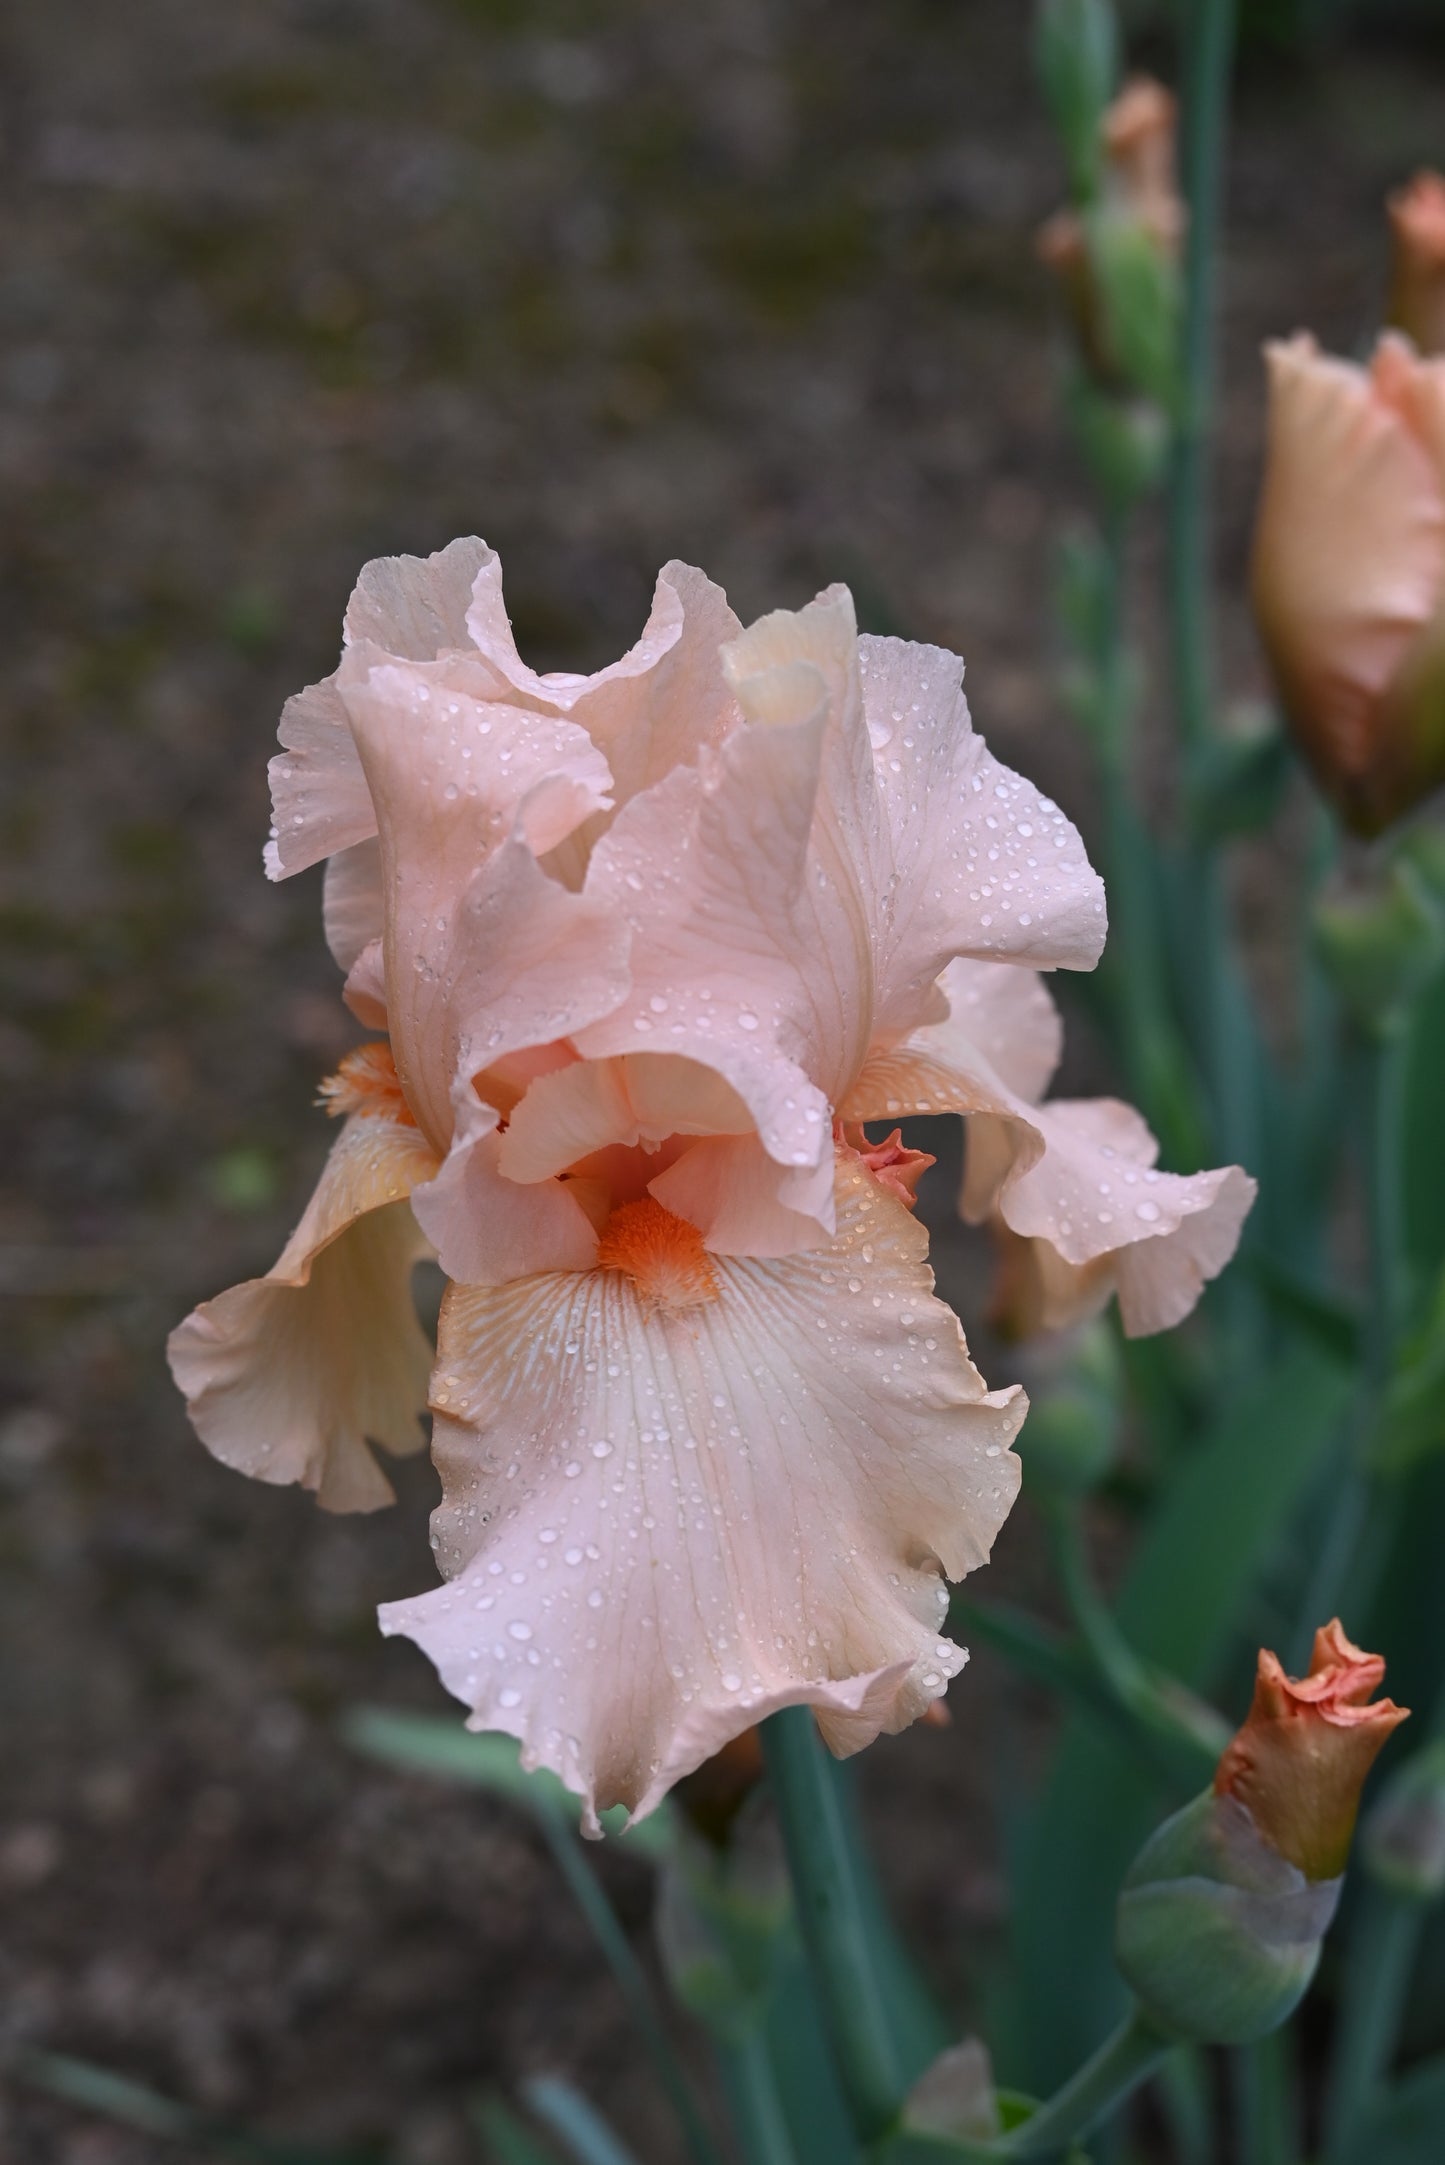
[716,2030,801,2165]
[761,1706,905,2141]
[1289,1022,1412,1661]
[1045,1502,1228,1774]
[1168,0,1237,757]
[999,2007,1173,2159]
[536,1812,726,2165]
[1323,1894,1421,2161]
[1233,2029,1299,2165]
[1364,1021,1411,1374]
[1093,512,1204,1169]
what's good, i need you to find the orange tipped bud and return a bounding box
[1251,332,1445,836]
[1037,76,1184,398]
[1214,1621,1408,1881]
[1389,171,1445,358]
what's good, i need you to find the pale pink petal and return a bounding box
[648,1132,837,1256]
[1113,1164,1259,1335]
[498,1054,754,1186]
[857,635,1108,1015]
[841,971,1254,1336]
[845,958,1063,1119]
[397,841,632,1271]
[167,1114,440,1511]
[576,700,835,1189]
[413,1103,601,1286]
[341,654,618,1148]
[265,538,494,879]
[468,559,744,809]
[976,1097,1257,1338]
[322,839,383,973]
[379,1153,1023,1828]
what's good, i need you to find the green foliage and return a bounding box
[1034,0,1119,201]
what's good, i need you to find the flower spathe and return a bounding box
[1215,1620,1408,1882]
[1252,331,1445,837]
[168,541,1255,1826]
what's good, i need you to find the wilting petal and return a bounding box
[342,652,619,1147]
[167,1113,440,1510]
[380,1154,1023,1827]
[266,537,494,879]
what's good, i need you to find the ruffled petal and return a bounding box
[498,1053,754,1185]
[341,652,619,1148]
[845,958,1063,1118]
[648,1132,837,1257]
[468,558,744,812]
[265,538,494,879]
[394,839,633,1269]
[857,635,1107,1012]
[576,696,836,1190]
[842,967,1254,1338]
[972,1097,1257,1339]
[167,1114,440,1510]
[379,1153,1023,1827]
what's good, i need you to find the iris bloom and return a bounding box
[1252,332,1445,837]
[170,542,1253,1827]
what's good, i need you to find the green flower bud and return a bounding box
[1017,1320,1122,1493]
[1313,853,1445,1035]
[1363,1740,1445,1901]
[1115,1791,1340,2045]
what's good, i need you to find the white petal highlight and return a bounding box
[379,1154,1023,1826]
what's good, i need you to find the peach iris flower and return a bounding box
[169,543,1253,1827]
[1215,1621,1408,1882]
[1252,332,1445,837]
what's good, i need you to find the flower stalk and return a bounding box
[999,2006,1173,2158]
[760,1707,910,2141]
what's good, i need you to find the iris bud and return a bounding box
[1115,1623,1406,2043]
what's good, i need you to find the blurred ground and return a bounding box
[3,2,1444,2159]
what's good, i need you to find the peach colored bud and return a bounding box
[1102,77,1185,253]
[1251,331,1445,837]
[1214,1621,1408,1882]
[1037,76,1185,387]
[1389,171,1445,358]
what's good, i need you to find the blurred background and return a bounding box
[3,1,1445,2158]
